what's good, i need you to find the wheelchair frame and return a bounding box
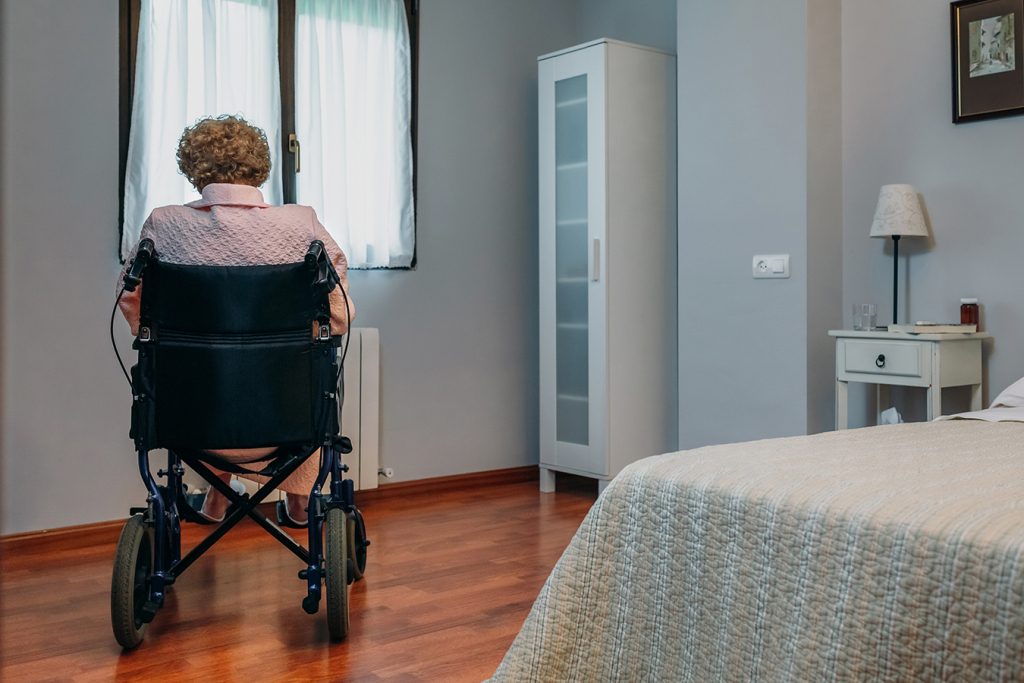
[111,240,367,649]
[131,437,358,616]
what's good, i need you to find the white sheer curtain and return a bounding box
[296,0,414,268]
[122,0,282,260]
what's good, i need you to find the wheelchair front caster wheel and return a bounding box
[110,515,154,649]
[325,507,349,640]
[302,594,319,615]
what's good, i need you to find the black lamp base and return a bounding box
[891,235,900,325]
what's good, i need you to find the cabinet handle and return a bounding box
[592,238,600,282]
[875,354,886,368]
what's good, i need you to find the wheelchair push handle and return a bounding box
[305,240,340,291]
[123,238,156,292]
[305,240,326,269]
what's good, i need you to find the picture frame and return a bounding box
[952,0,1024,123]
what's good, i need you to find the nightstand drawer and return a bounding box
[844,340,922,377]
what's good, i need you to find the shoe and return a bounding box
[185,492,224,524]
[275,492,309,529]
[184,480,246,525]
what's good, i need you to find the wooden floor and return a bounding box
[1,473,597,683]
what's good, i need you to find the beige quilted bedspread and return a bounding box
[488,421,1024,682]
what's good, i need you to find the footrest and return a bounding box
[178,494,209,525]
[140,601,159,624]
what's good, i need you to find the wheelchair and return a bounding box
[109,239,368,649]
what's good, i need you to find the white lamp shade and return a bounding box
[869,184,928,238]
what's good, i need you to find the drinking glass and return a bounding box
[852,304,877,331]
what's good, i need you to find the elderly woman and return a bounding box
[118,115,355,527]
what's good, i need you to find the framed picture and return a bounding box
[952,0,1024,123]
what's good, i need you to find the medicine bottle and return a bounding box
[960,298,979,328]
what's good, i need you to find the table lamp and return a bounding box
[870,184,928,325]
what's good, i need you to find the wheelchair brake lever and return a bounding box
[325,260,340,291]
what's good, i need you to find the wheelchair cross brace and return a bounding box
[174,451,311,573]
[136,440,351,620]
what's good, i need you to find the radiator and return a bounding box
[338,327,380,491]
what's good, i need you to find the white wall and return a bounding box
[1,0,579,533]
[676,0,842,448]
[842,0,1023,426]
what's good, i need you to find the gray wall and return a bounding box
[0,0,682,533]
[347,0,576,483]
[0,0,6,541]
[842,0,1023,426]
[1,0,579,533]
[351,0,678,483]
[677,0,842,448]
[2,0,135,534]
[576,0,675,53]
[806,0,843,435]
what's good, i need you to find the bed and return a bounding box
[487,418,1024,682]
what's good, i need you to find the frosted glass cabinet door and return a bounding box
[554,74,589,446]
[538,44,607,476]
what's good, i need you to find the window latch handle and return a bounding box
[289,133,301,173]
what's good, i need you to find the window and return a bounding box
[119,0,418,268]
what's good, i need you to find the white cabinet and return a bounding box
[538,39,676,493]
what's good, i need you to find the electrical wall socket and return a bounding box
[752,254,790,279]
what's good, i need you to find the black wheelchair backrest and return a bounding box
[131,255,337,452]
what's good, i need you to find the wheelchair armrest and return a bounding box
[331,436,353,454]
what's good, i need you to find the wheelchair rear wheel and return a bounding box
[347,510,367,582]
[111,514,153,649]
[325,507,349,640]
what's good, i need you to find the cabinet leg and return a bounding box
[971,383,983,412]
[876,384,890,426]
[836,380,848,430]
[597,478,610,495]
[539,467,556,493]
[927,384,942,421]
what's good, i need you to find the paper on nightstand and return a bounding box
[879,407,904,425]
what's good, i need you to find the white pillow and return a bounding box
[992,376,1024,407]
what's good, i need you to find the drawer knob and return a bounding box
[875,354,886,368]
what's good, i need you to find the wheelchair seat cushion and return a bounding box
[182,446,324,494]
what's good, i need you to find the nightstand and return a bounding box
[829,330,990,429]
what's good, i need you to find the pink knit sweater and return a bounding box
[118,183,354,335]
[117,183,355,494]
